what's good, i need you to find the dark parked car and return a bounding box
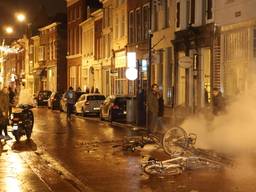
[36,90,52,106]
[99,95,134,122]
[48,92,63,110]
[59,91,85,113]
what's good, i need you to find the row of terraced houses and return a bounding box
[2,0,256,114]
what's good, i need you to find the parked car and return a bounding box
[48,92,63,110]
[75,94,106,116]
[36,90,52,106]
[59,91,85,113]
[99,95,134,122]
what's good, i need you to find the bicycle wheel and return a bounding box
[162,126,188,156]
[185,156,224,170]
[144,163,182,176]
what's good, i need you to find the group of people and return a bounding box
[0,86,16,140]
[140,84,226,133]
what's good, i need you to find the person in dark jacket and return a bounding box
[0,86,11,140]
[148,84,159,133]
[8,86,16,114]
[157,90,164,133]
[137,88,146,126]
[212,88,226,115]
[64,87,76,120]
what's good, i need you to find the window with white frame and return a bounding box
[115,67,126,95]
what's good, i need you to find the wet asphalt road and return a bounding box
[4,107,256,192]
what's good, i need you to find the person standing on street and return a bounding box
[148,84,159,133]
[8,86,16,114]
[0,86,12,140]
[137,88,146,126]
[64,87,75,120]
[157,89,164,133]
[212,88,226,115]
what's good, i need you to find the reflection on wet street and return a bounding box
[1,108,256,191]
[0,143,50,192]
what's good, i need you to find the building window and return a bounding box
[103,7,109,27]
[136,8,142,42]
[176,2,180,28]
[153,4,158,31]
[115,67,126,95]
[120,13,125,37]
[115,16,119,39]
[206,0,213,20]
[128,11,134,43]
[190,0,195,24]
[142,5,149,40]
[70,66,77,88]
[164,0,170,28]
[39,46,45,61]
[253,28,256,57]
[53,41,56,60]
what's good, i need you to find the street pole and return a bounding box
[146,0,153,132]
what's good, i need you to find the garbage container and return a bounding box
[126,97,136,123]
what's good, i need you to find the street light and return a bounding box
[5,26,14,34]
[16,13,26,23]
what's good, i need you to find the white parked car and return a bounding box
[74,94,106,116]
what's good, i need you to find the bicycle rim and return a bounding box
[186,156,224,170]
[162,126,188,157]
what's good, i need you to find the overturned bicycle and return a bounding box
[118,126,233,176]
[142,126,233,176]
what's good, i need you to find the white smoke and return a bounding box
[180,87,256,155]
[17,86,34,106]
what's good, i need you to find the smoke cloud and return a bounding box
[180,88,256,156]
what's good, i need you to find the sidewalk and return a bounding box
[0,142,51,192]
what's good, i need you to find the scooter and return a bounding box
[9,104,34,142]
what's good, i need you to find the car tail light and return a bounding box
[112,104,119,109]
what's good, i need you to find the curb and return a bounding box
[71,114,145,131]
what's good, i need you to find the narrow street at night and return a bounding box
[0,108,256,192]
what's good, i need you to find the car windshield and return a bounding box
[87,95,105,101]
[75,92,85,101]
[115,97,131,107]
[39,91,51,98]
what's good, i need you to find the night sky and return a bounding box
[0,0,66,38]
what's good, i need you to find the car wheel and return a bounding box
[99,110,104,120]
[82,108,86,117]
[108,110,112,122]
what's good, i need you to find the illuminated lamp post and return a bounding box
[126,52,138,123]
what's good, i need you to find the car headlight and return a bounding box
[10,114,14,120]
